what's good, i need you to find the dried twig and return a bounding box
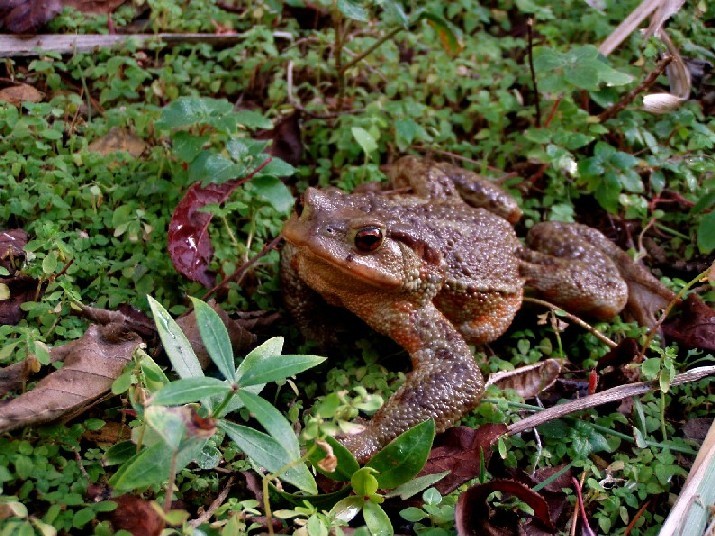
[189,475,237,528]
[526,19,541,127]
[507,365,715,436]
[522,297,617,348]
[597,56,673,121]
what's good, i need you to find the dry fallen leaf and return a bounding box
[486,359,562,399]
[64,0,127,14]
[0,82,43,106]
[87,127,147,157]
[0,322,142,433]
[421,424,507,495]
[455,479,556,536]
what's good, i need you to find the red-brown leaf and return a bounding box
[663,294,715,352]
[421,424,507,495]
[0,0,62,33]
[455,479,556,536]
[167,180,242,287]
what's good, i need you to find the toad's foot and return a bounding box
[518,222,675,326]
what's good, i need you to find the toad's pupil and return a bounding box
[354,226,383,252]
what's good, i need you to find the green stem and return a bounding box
[163,449,179,513]
[211,389,237,418]
[341,26,404,72]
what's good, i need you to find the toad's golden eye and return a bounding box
[353,226,384,252]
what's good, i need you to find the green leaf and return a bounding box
[226,138,270,161]
[416,12,462,55]
[190,298,236,382]
[399,506,428,522]
[109,438,206,492]
[252,175,295,213]
[172,131,208,163]
[156,97,234,129]
[385,472,449,499]
[377,0,408,27]
[145,406,187,450]
[150,377,232,406]
[367,420,435,489]
[641,358,661,380]
[259,158,297,177]
[72,508,95,529]
[352,127,378,156]
[697,211,715,254]
[351,467,380,497]
[363,501,394,536]
[219,420,317,493]
[237,354,326,387]
[103,441,136,466]
[233,109,273,129]
[237,390,300,458]
[147,296,203,379]
[336,0,370,21]
[188,152,241,185]
[331,496,364,523]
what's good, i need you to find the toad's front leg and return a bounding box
[339,302,484,462]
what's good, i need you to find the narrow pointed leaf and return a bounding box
[237,354,326,387]
[219,420,317,493]
[151,377,233,406]
[237,390,300,458]
[147,296,203,379]
[367,419,435,489]
[190,298,236,381]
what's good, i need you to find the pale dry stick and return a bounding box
[412,145,515,177]
[598,0,679,56]
[189,474,237,528]
[507,365,715,436]
[522,297,618,348]
[635,216,658,263]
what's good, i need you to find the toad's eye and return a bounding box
[353,226,384,253]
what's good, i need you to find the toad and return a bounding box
[281,156,674,461]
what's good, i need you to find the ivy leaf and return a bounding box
[251,175,295,213]
[336,0,369,22]
[352,127,378,156]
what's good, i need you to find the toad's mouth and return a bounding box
[283,236,403,291]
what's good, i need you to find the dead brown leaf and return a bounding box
[0,82,43,106]
[663,294,715,353]
[0,229,28,274]
[0,275,38,326]
[455,479,556,536]
[64,0,127,14]
[256,110,303,166]
[486,359,562,399]
[421,424,507,495]
[0,322,142,433]
[107,494,164,536]
[0,355,40,398]
[82,420,132,446]
[0,0,62,33]
[87,127,147,157]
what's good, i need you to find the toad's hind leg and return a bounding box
[518,222,629,320]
